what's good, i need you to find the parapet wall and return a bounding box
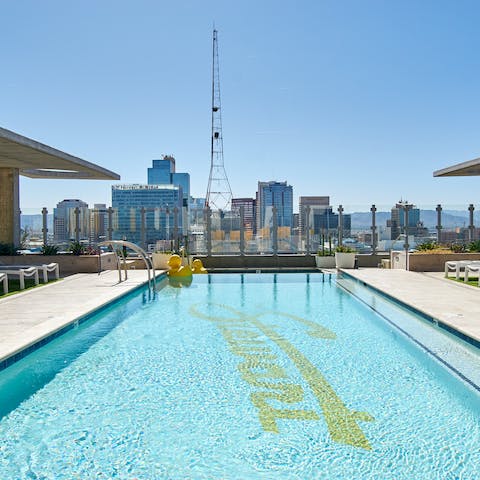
[0,252,117,275]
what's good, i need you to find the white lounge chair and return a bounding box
[37,263,60,282]
[0,262,59,283]
[0,272,8,294]
[444,260,480,279]
[464,263,480,285]
[0,267,39,290]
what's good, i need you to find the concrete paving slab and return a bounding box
[0,270,163,364]
[343,268,480,343]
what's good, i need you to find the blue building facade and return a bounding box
[112,184,183,246]
[397,208,420,228]
[148,156,190,206]
[256,181,293,231]
[312,208,351,237]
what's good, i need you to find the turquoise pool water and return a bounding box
[0,273,479,479]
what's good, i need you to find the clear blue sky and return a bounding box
[2,0,480,213]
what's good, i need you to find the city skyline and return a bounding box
[3,1,480,212]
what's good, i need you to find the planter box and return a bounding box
[335,252,356,269]
[391,251,480,272]
[315,256,336,268]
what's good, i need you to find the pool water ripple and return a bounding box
[0,273,479,479]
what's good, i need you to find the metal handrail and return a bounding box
[98,240,156,292]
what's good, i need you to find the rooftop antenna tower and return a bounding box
[205,28,233,211]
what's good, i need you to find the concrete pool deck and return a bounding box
[343,268,480,344]
[0,270,163,365]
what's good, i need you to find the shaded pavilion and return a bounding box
[0,126,119,245]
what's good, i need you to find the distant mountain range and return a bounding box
[350,210,479,229]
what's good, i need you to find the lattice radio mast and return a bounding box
[205,28,233,211]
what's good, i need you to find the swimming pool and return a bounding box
[0,273,479,479]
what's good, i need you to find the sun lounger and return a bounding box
[464,263,480,285]
[444,260,480,279]
[36,263,60,282]
[0,262,59,283]
[0,267,39,290]
[0,272,8,294]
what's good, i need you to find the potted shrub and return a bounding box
[41,244,59,255]
[69,241,85,256]
[335,245,356,269]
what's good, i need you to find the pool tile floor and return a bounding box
[0,270,162,363]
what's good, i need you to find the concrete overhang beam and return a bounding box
[433,157,480,177]
[0,127,120,180]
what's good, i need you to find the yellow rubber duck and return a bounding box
[167,254,192,277]
[192,258,208,274]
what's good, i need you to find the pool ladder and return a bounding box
[98,240,156,293]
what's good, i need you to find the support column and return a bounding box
[305,205,311,255]
[468,204,475,242]
[239,205,245,255]
[74,207,80,242]
[370,204,377,254]
[42,207,48,246]
[173,206,179,251]
[337,205,344,246]
[272,206,278,255]
[107,207,113,241]
[436,204,442,244]
[404,204,411,271]
[0,168,20,246]
[140,207,146,250]
[205,207,212,256]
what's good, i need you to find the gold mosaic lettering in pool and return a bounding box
[189,304,374,450]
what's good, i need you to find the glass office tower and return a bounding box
[148,156,190,206]
[256,181,293,231]
[112,184,183,247]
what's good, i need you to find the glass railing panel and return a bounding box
[16,202,480,257]
[208,210,241,254]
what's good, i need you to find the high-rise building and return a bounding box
[111,156,190,247]
[112,184,183,247]
[148,156,190,206]
[232,197,256,233]
[90,203,107,244]
[256,181,293,232]
[389,200,421,239]
[312,208,351,238]
[53,199,89,242]
[299,196,330,235]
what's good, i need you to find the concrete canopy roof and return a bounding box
[433,157,480,177]
[0,126,120,180]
